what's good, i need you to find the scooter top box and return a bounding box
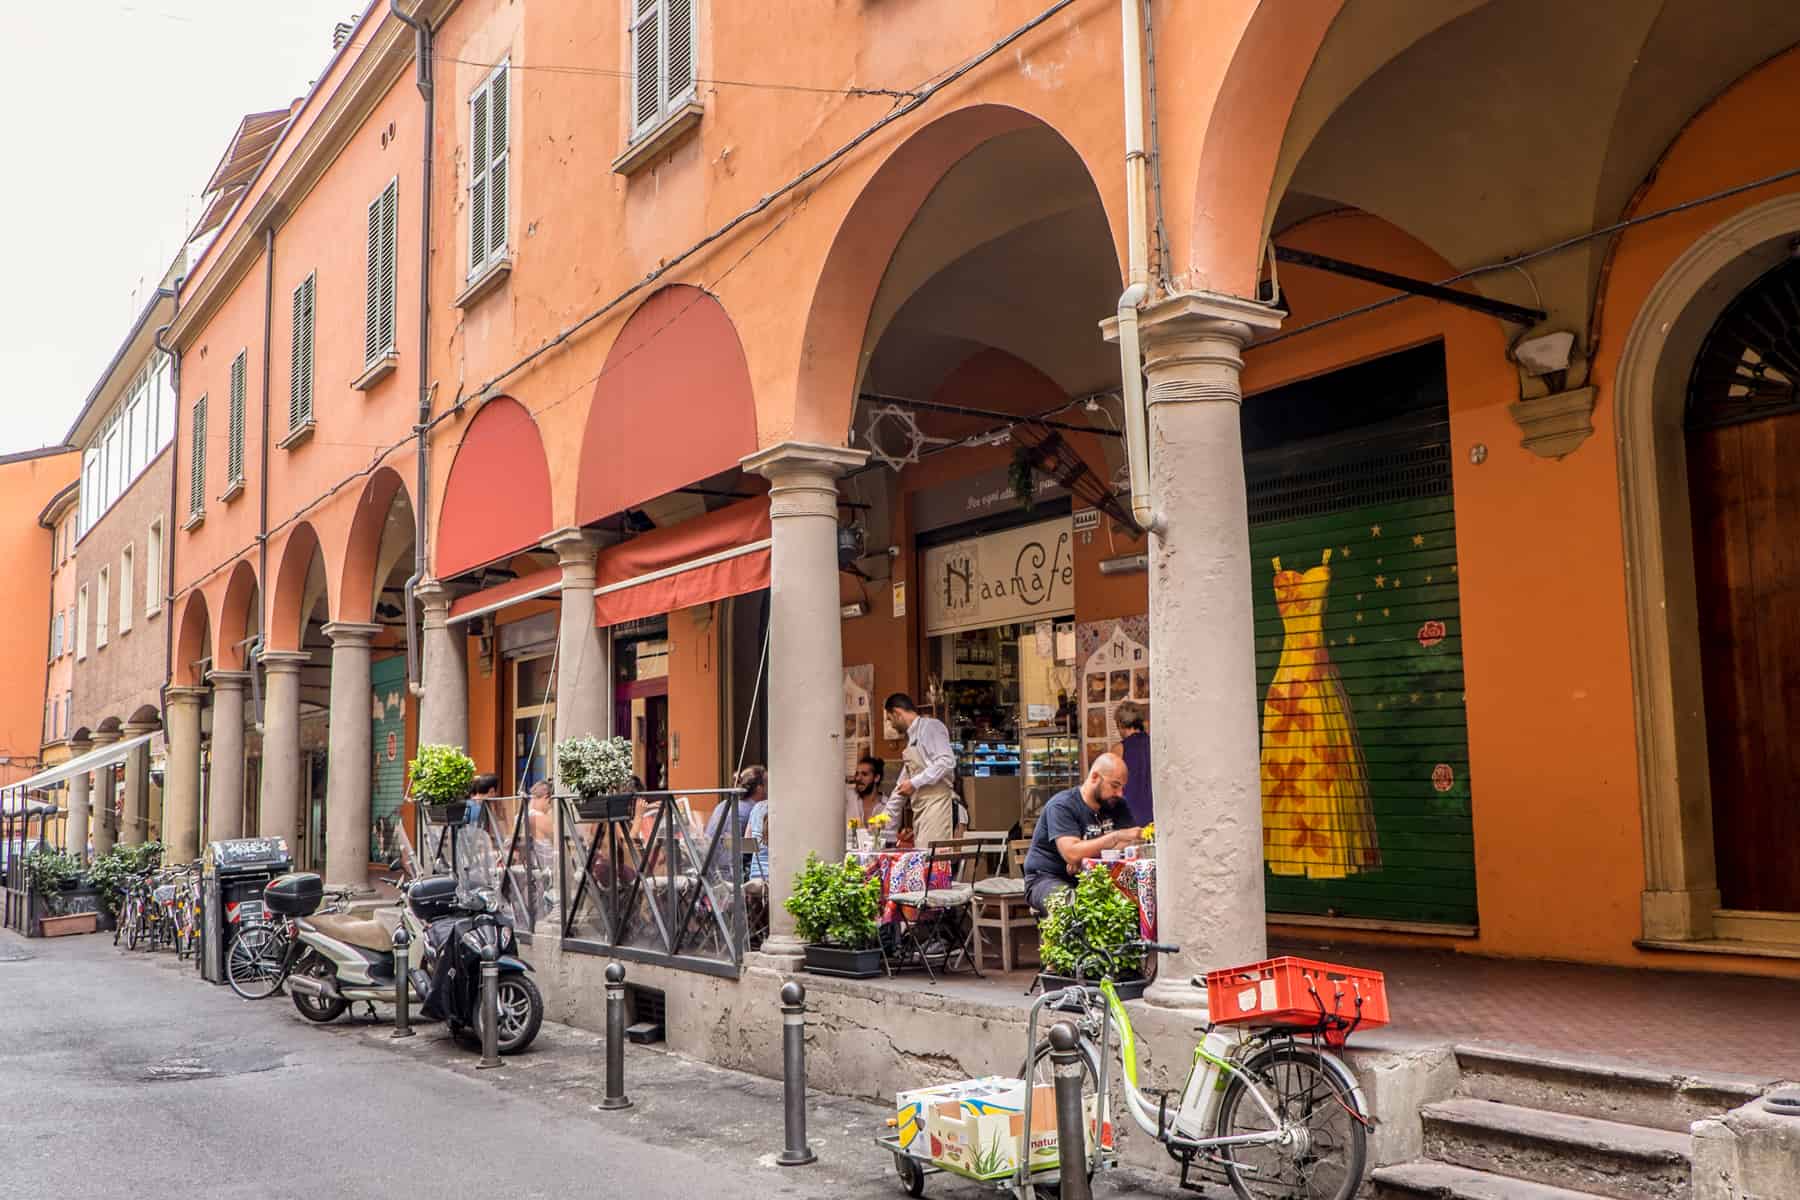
[264,872,324,917]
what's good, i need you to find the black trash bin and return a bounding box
[200,837,293,984]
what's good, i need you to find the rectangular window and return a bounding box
[97,566,110,648]
[46,700,53,744]
[52,611,63,658]
[76,586,88,659]
[81,449,99,535]
[291,273,316,430]
[365,181,398,366]
[188,395,207,520]
[146,519,163,615]
[120,544,135,635]
[227,351,247,488]
[468,65,509,278]
[63,690,71,738]
[629,0,696,139]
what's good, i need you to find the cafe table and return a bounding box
[850,847,955,926]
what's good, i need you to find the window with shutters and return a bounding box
[289,273,316,436]
[96,567,109,649]
[76,587,88,660]
[364,181,398,371]
[225,351,247,496]
[187,395,207,525]
[119,544,134,635]
[146,519,163,616]
[468,65,510,281]
[628,0,697,143]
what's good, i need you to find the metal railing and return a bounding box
[559,788,753,979]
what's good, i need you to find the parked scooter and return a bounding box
[262,870,544,1055]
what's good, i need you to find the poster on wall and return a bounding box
[1075,617,1149,771]
[843,664,875,778]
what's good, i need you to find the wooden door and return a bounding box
[1688,408,1800,913]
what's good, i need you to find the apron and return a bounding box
[903,738,956,851]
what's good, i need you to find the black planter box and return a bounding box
[802,943,886,979]
[1037,972,1148,1000]
[424,800,472,825]
[570,793,638,823]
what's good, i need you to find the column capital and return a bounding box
[542,527,603,588]
[207,669,253,693]
[740,441,868,483]
[258,650,313,674]
[1102,290,1284,350]
[69,735,93,754]
[321,621,382,646]
[124,719,160,737]
[165,686,210,709]
[413,577,459,626]
[90,728,122,747]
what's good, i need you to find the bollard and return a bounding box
[475,946,502,1069]
[391,921,415,1039]
[1048,1022,1093,1200]
[777,980,816,1166]
[597,962,633,1110]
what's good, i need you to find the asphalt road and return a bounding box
[0,929,1197,1200]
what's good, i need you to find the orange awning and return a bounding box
[594,499,771,627]
[446,565,561,625]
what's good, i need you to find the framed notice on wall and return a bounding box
[1075,617,1149,771]
[843,664,874,777]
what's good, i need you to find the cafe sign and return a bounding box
[922,516,1075,636]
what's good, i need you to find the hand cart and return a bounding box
[876,984,1119,1198]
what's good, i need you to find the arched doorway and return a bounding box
[1682,259,1800,920]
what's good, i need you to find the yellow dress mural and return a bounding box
[1261,550,1381,879]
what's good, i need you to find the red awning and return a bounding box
[446,565,561,625]
[594,499,771,627]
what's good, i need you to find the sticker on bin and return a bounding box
[1205,957,1390,1040]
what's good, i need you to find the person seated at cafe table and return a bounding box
[844,754,889,829]
[1022,752,1141,915]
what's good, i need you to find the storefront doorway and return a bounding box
[613,616,670,790]
[510,651,556,794]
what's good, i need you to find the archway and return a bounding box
[340,466,415,627]
[436,398,553,580]
[216,560,262,672]
[172,593,213,687]
[269,522,331,653]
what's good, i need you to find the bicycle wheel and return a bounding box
[124,899,141,950]
[226,924,289,999]
[1215,1042,1368,1200]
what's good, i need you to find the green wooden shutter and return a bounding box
[379,181,397,358]
[290,274,314,430]
[1249,396,1476,927]
[365,193,382,365]
[188,395,206,517]
[227,352,246,484]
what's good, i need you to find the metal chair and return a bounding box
[972,838,1038,971]
[887,839,985,983]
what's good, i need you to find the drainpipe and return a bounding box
[255,226,275,729]
[391,0,434,698]
[1117,0,1164,535]
[154,277,185,729]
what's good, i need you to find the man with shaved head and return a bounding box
[1023,752,1142,914]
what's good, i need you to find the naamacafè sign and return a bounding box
[922,516,1075,636]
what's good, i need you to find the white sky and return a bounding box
[0,0,370,454]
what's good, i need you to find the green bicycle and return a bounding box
[1022,935,1371,1200]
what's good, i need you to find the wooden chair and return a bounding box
[972,838,1038,971]
[888,839,985,983]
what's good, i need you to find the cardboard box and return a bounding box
[895,1076,1106,1182]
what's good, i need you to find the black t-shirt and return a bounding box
[1024,786,1132,884]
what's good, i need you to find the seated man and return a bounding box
[1022,753,1141,915]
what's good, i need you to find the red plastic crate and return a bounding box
[1204,957,1390,1040]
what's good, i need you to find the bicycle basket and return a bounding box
[1203,957,1389,1047]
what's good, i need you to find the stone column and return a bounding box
[542,531,609,750]
[121,720,158,845]
[322,622,380,890]
[65,735,92,860]
[206,671,251,844]
[742,442,869,960]
[163,688,207,864]
[259,652,310,847]
[89,728,121,857]
[1121,292,1283,1009]
[415,579,469,750]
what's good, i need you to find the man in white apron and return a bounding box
[883,693,957,850]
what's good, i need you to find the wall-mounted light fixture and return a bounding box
[841,601,869,620]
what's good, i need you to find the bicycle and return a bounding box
[114,871,153,950]
[226,884,353,1000]
[1020,933,1372,1200]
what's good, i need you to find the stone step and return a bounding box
[1373,1159,1618,1199]
[1421,1098,1691,1200]
[1455,1045,1764,1133]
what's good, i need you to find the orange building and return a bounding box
[0,450,80,801]
[146,0,1800,999]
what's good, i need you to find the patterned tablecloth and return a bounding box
[851,849,955,926]
[1081,856,1158,940]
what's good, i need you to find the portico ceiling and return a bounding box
[1272,0,1800,334]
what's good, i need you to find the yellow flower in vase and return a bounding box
[1141,822,1155,841]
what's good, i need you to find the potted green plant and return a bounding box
[409,743,478,823]
[786,852,884,978]
[1037,865,1147,999]
[25,847,98,937]
[556,734,636,822]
